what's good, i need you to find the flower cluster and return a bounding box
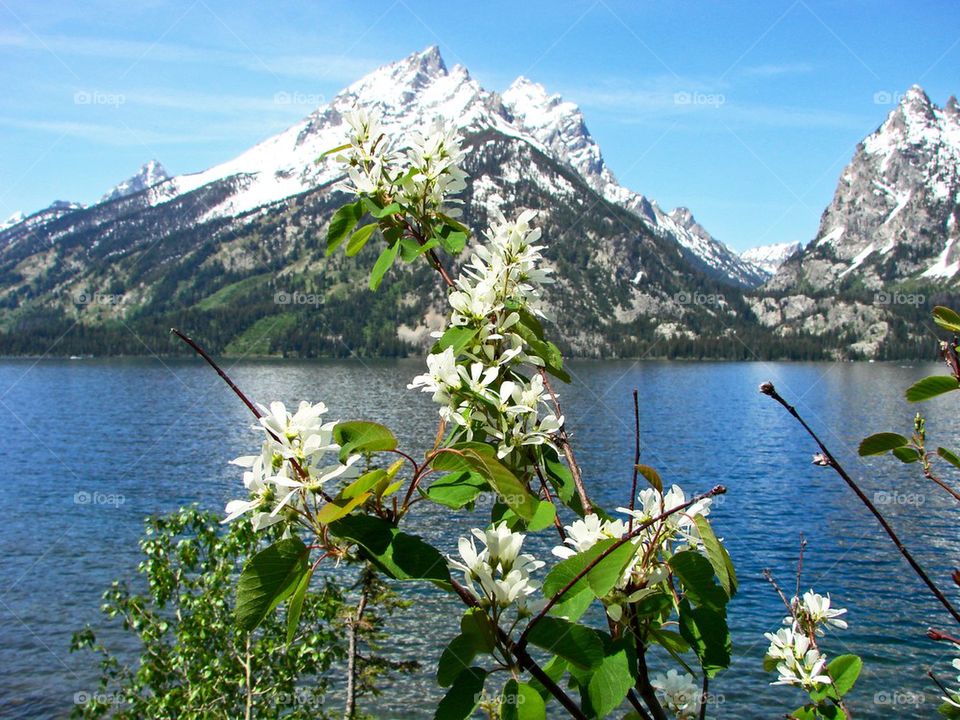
[409,210,562,462]
[764,590,848,690]
[223,401,359,530]
[550,484,713,621]
[450,523,544,612]
[651,669,702,719]
[335,108,467,218]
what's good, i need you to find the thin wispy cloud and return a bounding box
[739,61,815,78]
[0,32,385,82]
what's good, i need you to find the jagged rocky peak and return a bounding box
[101,160,170,203]
[769,84,960,290]
[502,75,608,190]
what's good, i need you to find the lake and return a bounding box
[0,357,957,719]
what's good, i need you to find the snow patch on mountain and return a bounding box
[740,241,802,275]
[1,211,25,231]
[101,160,170,203]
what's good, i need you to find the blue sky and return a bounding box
[0,1,957,251]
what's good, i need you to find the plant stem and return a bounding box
[540,369,593,515]
[447,578,588,720]
[344,568,372,720]
[761,381,960,626]
[635,641,668,720]
[629,388,640,531]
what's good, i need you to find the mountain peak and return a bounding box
[101,160,169,203]
[405,45,447,77]
[945,95,960,119]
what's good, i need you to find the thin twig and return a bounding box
[630,388,640,532]
[540,369,593,515]
[447,578,588,720]
[761,381,960,626]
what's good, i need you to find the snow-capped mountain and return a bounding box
[741,241,802,275]
[101,160,169,203]
[501,76,766,287]
[0,211,24,231]
[108,47,757,286]
[771,85,960,290]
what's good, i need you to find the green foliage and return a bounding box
[905,374,960,402]
[235,537,309,631]
[69,507,345,720]
[333,420,398,462]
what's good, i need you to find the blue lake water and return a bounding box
[0,357,957,719]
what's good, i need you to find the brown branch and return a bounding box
[540,369,593,515]
[447,578,588,720]
[761,381,960,626]
[630,388,640,531]
[923,465,960,503]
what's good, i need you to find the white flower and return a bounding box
[794,590,848,633]
[449,523,544,610]
[257,400,331,459]
[620,484,712,549]
[223,443,283,530]
[652,669,700,718]
[408,347,460,403]
[552,514,628,559]
[772,646,832,690]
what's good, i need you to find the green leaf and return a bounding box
[692,515,737,598]
[501,680,546,720]
[399,235,440,262]
[361,197,402,218]
[635,464,663,493]
[892,446,921,464]
[543,538,636,600]
[236,538,309,631]
[425,471,488,509]
[939,446,960,470]
[285,564,313,645]
[541,447,587,516]
[437,635,477,687]
[314,491,370,524]
[584,637,637,719]
[933,306,960,333]
[454,444,541,522]
[788,706,820,720]
[906,375,960,402]
[527,500,557,532]
[326,200,362,256]
[548,587,594,623]
[678,601,731,677]
[940,698,960,718]
[669,550,729,611]
[369,241,400,290]
[435,224,468,255]
[345,222,378,257]
[319,142,351,158]
[514,323,570,383]
[342,469,388,499]
[330,514,451,585]
[431,326,478,355]
[830,654,862,696]
[858,432,910,456]
[460,608,496,653]
[333,420,398,463]
[525,616,604,670]
[434,667,487,720]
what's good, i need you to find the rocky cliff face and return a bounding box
[770,86,960,291]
